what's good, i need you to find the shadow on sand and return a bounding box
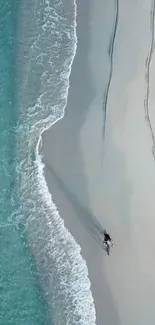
[44,159,105,247]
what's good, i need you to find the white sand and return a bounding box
[42,0,155,324]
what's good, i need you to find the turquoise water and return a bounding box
[0,1,51,324]
[0,1,96,324]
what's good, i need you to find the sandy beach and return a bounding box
[42,0,155,324]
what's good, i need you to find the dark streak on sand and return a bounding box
[144,0,155,159]
[102,0,119,152]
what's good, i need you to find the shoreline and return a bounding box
[42,1,119,324]
[42,0,155,324]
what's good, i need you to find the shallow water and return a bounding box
[0,1,96,324]
[0,1,52,324]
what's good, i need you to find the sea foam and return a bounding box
[16,0,97,324]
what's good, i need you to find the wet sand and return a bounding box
[42,0,155,324]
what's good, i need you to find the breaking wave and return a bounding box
[14,0,97,324]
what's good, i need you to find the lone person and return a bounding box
[103,229,112,246]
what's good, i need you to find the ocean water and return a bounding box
[1,1,96,325]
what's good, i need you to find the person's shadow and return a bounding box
[43,159,105,246]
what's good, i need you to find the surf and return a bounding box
[15,0,97,324]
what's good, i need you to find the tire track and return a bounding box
[101,0,119,167]
[144,0,155,160]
